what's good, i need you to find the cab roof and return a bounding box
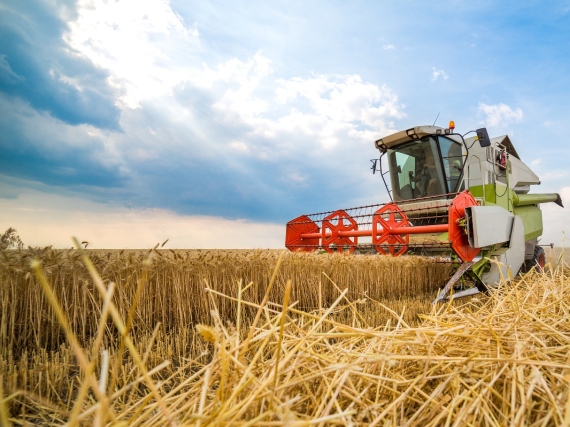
[374,126,519,159]
[375,125,448,151]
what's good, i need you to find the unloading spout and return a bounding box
[512,193,564,208]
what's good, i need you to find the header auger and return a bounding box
[285,122,563,302]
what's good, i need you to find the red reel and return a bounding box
[449,191,480,262]
[321,210,358,253]
[372,203,410,256]
[285,215,319,252]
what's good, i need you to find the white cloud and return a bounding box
[287,172,308,184]
[276,75,404,125]
[191,53,406,151]
[193,51,272,90]
[210,52,273,119]
[383,44,396,50]
[478,102,523,127]
[64,0,198,108]
[63,0,407,154]
[271,74,405,146]
[229,140,249,152]
[431,67,449,81]
[539,169,569,182]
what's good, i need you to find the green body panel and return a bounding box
[513,205,543,241]
[468,184,511,211]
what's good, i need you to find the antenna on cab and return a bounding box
[432,112,440,126]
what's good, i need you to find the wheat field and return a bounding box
[0,246,569,426]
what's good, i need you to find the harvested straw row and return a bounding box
[0,248,450,355]
[2,251,569,426]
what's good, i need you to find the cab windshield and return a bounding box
[388,136,463,201]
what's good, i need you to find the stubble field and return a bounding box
[0,246,569,426]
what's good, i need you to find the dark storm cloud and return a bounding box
[0,100,126,188]
[0,0,121,129]
[0,143,125,188]
[140,147,374,223]
[125,146,335,222]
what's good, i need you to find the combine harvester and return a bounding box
[285,122,563,302]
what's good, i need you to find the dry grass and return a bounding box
[0,248,450,357]
[547,246,569,266]
[1,247,569,425]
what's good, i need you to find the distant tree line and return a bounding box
[0,227,24,250]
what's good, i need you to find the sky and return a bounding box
[0,0,569,249]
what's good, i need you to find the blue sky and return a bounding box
[0,0,569,248]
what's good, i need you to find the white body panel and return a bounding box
[465,205,514,248]
[480,215,526,287]
[463,134,539,192]
[509,157,540,189]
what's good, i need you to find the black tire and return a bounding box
[522,245,545,273]
[533,246,546,271]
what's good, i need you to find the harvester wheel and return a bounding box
[521,245,546,273]
[531,245,546,271]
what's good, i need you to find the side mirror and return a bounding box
[476,128,491,147]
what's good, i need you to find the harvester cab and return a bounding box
[285,122,563,302]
